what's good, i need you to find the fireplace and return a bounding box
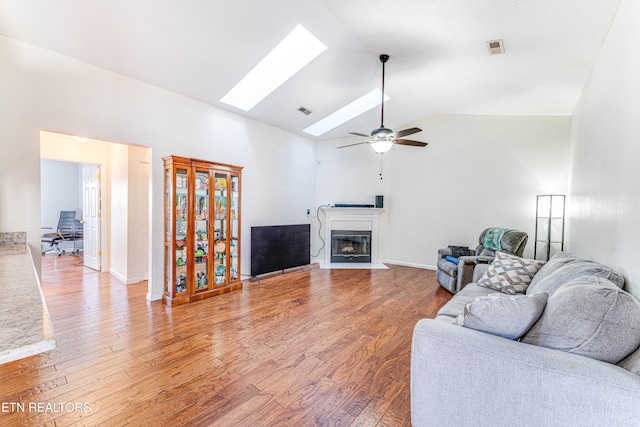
[331,230,371,263]
[320,207,386,269]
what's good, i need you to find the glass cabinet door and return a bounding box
[213,173,228,285]
[165,168,172,295]
[174,168,188,294]
[230,174,240,281]
[193,169,210,291]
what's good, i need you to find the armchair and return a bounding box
[436,228,528,294]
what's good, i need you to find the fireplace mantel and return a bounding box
[320,207,387,269]
[322,207,385,216]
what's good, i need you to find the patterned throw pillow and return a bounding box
[478,251,545,294]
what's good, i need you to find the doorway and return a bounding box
[40,159,101,271]
[40,131,151,285]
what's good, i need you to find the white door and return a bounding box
[83,165,101,270]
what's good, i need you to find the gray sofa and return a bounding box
[412,252,640,427]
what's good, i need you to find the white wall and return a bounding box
[0,38,41,264]
[40,159,81,229]
[1,35,317,301]
[317,115,571,267]
[567,0,640,297]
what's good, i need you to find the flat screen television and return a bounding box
[251,224,310,276]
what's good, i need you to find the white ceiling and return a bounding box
[0,0,622,141]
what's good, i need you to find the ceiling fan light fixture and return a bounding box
[370,139,394,154]
[370,130,395,153]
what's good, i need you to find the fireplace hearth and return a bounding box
[331,230,371,263]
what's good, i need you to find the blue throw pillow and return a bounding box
[445,255,459,265]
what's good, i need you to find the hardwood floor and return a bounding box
[0,255,451,426]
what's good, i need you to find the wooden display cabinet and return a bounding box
[163,155,243,306]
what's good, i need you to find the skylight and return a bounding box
[303,88,390,137]
[220,25,327,111]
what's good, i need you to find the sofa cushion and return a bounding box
[453,293,548,339]
[526,259,624,297]
[618,345,640,375]
[522,276,640,363]
[477,252,545,294]
[435,283,494,321]
[528,252,581,289]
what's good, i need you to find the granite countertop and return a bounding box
[0,231,28,246]
[0,243,27,256]
[0,232,56,364]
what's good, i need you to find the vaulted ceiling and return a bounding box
[0,0,621,141]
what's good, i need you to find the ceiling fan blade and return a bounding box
[349,132,370,138]
[337,141,370,149]
[395,139,428,147]
[394,127,422,138]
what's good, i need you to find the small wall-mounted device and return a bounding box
[375,195,384,208]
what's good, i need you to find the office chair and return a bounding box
[41,211,80,256]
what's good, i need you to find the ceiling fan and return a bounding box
[338,54,428,154]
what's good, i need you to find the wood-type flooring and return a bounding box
[0,255,451,426]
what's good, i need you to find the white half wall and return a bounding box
[110,141,129,282]
[317,115,571,268]
[567,0,640,297]
[128,146,151,284]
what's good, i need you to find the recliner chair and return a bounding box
[436,227,528,294]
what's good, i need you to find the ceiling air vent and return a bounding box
[486,39,505,55]
[297,106,312,115]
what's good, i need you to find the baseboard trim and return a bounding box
[109,269,144,285]
[381,259,436,270]
[319,262,388,270]
[311,258,436,270]
[147,292,163,302]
